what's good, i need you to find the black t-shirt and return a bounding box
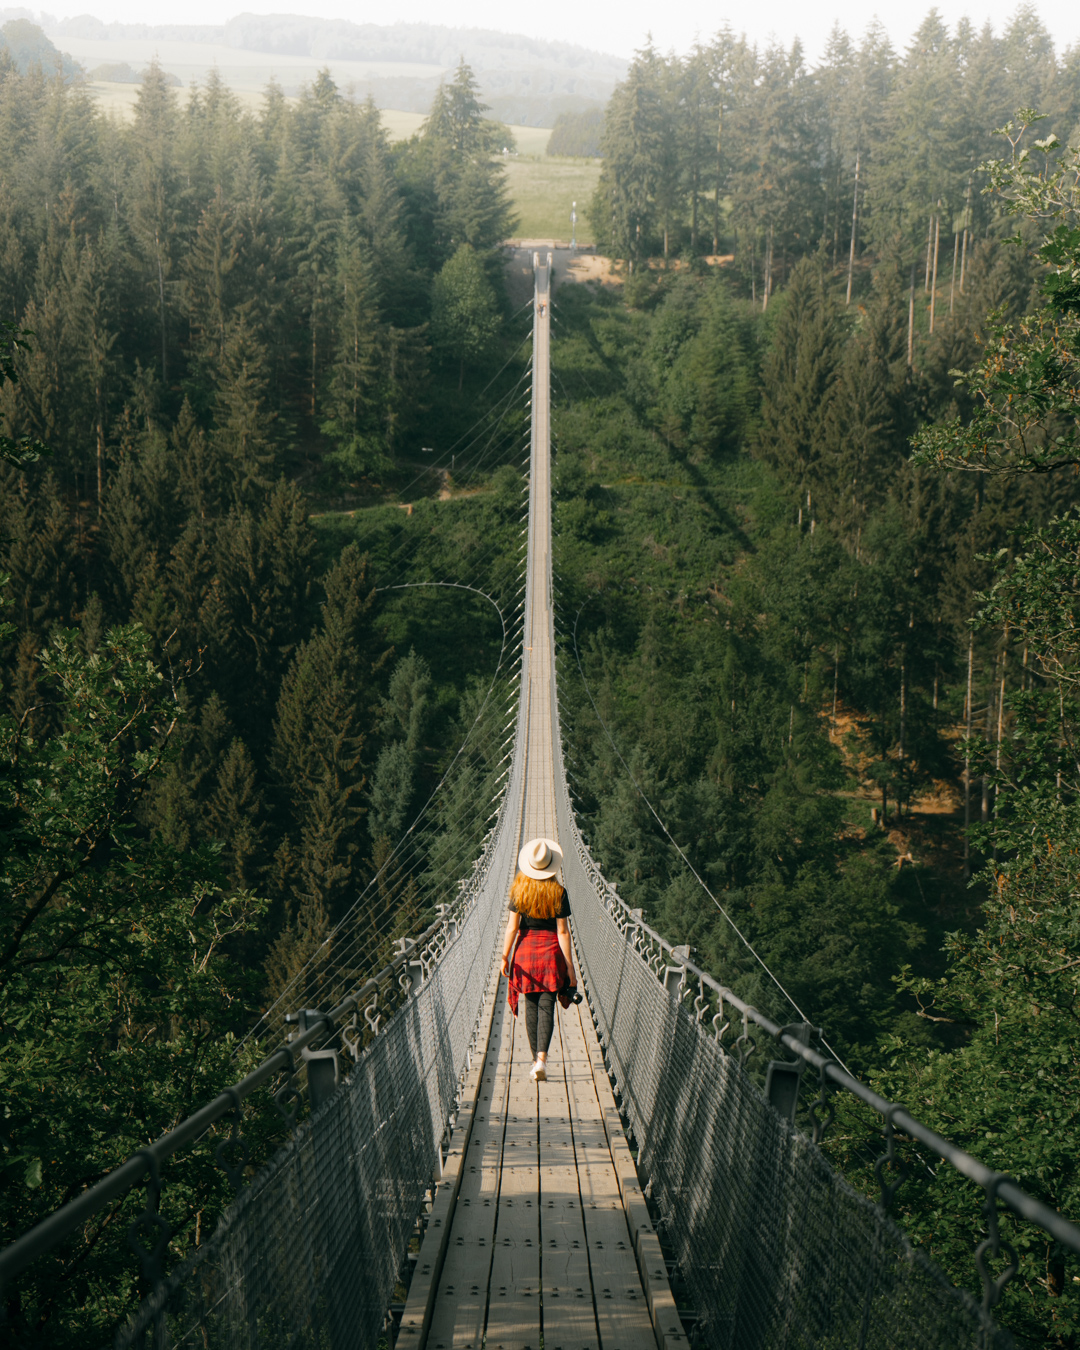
[509,890,571,934]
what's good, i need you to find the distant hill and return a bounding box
[35,12,625,124]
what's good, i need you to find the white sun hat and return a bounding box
[517,837,563,880]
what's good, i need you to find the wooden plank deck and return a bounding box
[413,980,682,1350]
[402,259,685,1350]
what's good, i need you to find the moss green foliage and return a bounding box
[0,620,274,1345]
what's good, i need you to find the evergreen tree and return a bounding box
[430,243,501,390]
[755,255,847,516]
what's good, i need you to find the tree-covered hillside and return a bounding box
[555,12,1080,1341]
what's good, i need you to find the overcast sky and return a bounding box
[44,0,1080,65]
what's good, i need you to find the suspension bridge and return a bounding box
[2,254,1078,1349]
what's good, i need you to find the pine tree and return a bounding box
[207,736,267,891]
[127,61,183,382]
[271,544,375,925]
[211,316,279,496]
[430,243,501,390]
[419,61,515,265]
[212,479,317,732]
[755,255,847,516]
[590,45,675,264]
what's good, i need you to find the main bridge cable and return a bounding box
[242,579,520,1048]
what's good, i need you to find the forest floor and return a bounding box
[830,705,974,921]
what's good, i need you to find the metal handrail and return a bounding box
[0,912,449,1290]
[598,877,1080,1254]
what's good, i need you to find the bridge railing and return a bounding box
[0,701,526,1349]
[548,654,1077,1349]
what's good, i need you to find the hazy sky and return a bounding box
[45,0,1080,65]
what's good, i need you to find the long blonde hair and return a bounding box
[510,871,564,920]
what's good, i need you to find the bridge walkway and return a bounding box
[397,258,686,1350]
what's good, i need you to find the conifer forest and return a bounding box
[3,7,1080,1347]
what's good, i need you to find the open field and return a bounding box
[502,158,601,242]
[55,33,444,93]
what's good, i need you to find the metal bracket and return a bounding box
[662,964,685,996]
[809,1059,839,1145]
[402,957,426,998]
[764,1023,812,1123]
[273,1040,301,1130]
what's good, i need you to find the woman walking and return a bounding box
[500,837,577,1082]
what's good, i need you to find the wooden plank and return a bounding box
[425,990,514,1350]
[538,1016,599,1350]
[400,963,502,1348]
[484,1007,542,1350]
[560,1008,658,1350]
[572,1004,688,1349]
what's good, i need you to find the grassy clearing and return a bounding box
[503,157,601,241]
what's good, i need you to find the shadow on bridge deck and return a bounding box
[399,965,686,1350]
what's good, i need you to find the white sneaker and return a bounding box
[530,1060,547,1082]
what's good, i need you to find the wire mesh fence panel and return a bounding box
[551,705,1013,1350]
[116,726,526,1350]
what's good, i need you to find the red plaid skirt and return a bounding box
[507,928,572,1018]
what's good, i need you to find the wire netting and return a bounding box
[116,712,526,1350]
[552,735,1013,1350]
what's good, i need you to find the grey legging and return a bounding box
[524,991,556,1057]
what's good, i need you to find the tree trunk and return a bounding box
[929,212,940,332]
[750,233,756,305]
[899,651,907,817]
[762,225,774,312]
[690,159,699,252]
[907,261,916,369]
[924,213,934,291]
[156,239,167,382]
[960,178,972,294]
[949,228,960,315]
[996,645,1007,797]
[982,662,993,823]
[964,631,974,881]
[846,148,861,306]
[713,97,723,256]
[832,645,839,726]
